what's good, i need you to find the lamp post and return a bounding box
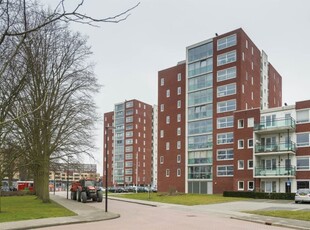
[105,126,114,212]
[66,155,73,199]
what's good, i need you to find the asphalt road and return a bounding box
[36,192,299,230]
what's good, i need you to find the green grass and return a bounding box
[245,210,310,221]
[0,195,76,223]
[113,193,247,206]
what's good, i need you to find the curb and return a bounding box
[108,197,158,207]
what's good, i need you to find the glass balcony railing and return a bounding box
[188,173,212,179]
[255,142,296,153]
[254,117,296,131]
[255,166,296,176]
[188,158,213,164]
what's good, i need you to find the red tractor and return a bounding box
[70,179,103,203]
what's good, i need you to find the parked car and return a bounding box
[295,189,310,203]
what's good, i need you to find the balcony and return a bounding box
[254,117,296,134]
[255,166,296,177]
[255,142,296,155]
[188,173,212,179]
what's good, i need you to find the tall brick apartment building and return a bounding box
[103,99,153,187]
[158,28,284,194]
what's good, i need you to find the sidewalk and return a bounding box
[2,194,120,230]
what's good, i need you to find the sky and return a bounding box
[43,0,310,174]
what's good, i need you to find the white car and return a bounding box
[295,189,310,203]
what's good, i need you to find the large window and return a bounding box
[217,149,233,160]
[188,104,213,121]
[188,150,213,164]
[188,42,213,62]
[188,88,213,106]
[217,50,236,66]
[188,119,213,135]
[217,116,233,129]
[188,73,213,92]
[217,165,233,176]
[297,110,310,123]
[297,157,310,170]
[217,83,236,97]
[188,58,213,77]
[217,132,233,145]
[217,100,236,113]
[188,165,212,179]
[217,66,236,82]
[217,34,237,50]
[297,133,310,147]
[188,135,212,150]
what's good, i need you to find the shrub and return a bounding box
[223,191,294,200]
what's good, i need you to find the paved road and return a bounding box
[35,192,309,230]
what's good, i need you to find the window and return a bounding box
[177,73,182,81]
[238,119,244,128]
[126,131,133,137]
[166,169,170,177]
[160,156,164,164]
[238,181,244,191]
[297,110,310,123]
[217,165,233,176]
[238,140,244,149]
[188,88,213,106]
[160,78,164,86]
[177,168,181,177]
[166,142,170,150]
[166,89,170,97]
[166,116,170,124]
[188,104,212,121]
[262,181,276,193]
[126,109,133,115]
[126,101,133,108]
[177,87,181,95]
[177,154,181,163]
[125,169,133,175]
[160,130,164,138]
[126,139,133,145]
[125,161,133,167]
[177,100,181,108]
[125,153,133,160]
[248,139,253,148]
[160,104,164,112]
[126,116,133,123]
[217,100,236,113]
[217,34,237,50]
[188,42,213,62]
[177,141,181,149]
[297,133,310,147]
[247,117,254,127]
[238,160,244,170]
[217,116,233,129]
[217,132,233,145]
[217,66,236,82]
[248,160,253,169]
[177,114,181,122]
[177,127,181,136]
[217,83,236,97]
[217,50,236,66]
[248,181,254,191]
[297,157,310,170]
[188,119,213,135]
[188,73,213,92]
[217,149,234,160]
[246,40,248,49]
[188,59,213,77]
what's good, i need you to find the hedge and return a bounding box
[223,191,295,200]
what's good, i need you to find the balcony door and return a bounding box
[261,159,276,170]
[261,137,276,151]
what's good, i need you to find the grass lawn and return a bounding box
[245,210,310,221]
[113,193,247,206]
[0,195,76,223]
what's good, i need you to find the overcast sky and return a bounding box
[44,0,310,174]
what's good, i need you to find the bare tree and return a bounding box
[0,0,139,202]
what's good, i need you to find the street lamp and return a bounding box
[66,155,73,199]
[105,126,114,212]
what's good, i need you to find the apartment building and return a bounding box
[103,99,153,187]
[157,61,186,193]
[158,28,283,194]
[233,100,310,193]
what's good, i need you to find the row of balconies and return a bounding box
[255,166,296,177]
[255,141,296,154]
